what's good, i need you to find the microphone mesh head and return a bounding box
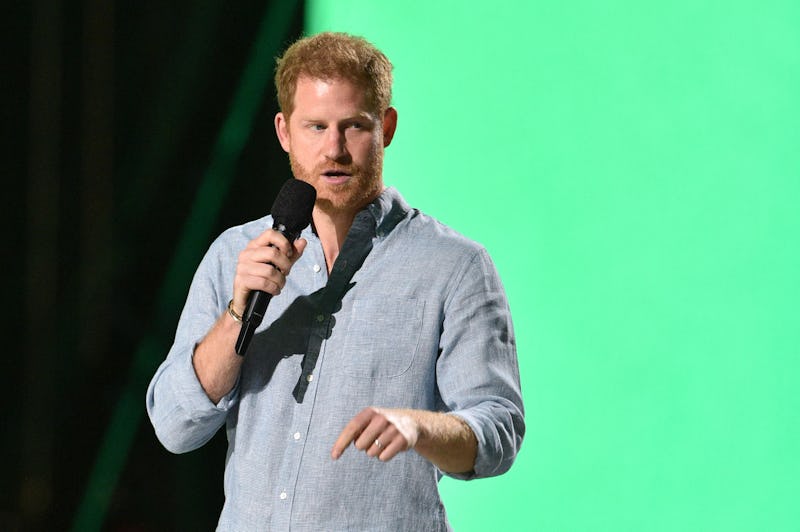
[270,179,317,234]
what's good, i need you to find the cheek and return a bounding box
[352,135,381,159]
[290,136,319,159]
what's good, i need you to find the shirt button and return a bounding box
[313,264,321,273]
[316,314,325,322]
[293,432,301,441]
[279,491,287,500]
[306,374,314,383]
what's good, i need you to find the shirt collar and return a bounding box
[302,187,410,241]
[365,187,410,238]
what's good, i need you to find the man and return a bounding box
[147,32,524,531]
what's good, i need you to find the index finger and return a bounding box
[248,228,292,255]
[331,408,374,459]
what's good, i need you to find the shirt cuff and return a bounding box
[443,409,487,480]
[173,344,239,417]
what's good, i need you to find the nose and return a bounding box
[323,127,349,162]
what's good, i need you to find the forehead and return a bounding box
[291,76,374,117]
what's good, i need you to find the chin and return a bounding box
[317,185,381,216]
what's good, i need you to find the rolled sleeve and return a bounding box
[146,344,238,453]
[436,248,525,479]
[145,232,242,454]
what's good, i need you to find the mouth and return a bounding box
[321,168,353,184]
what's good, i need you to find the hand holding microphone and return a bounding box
[233,179,316,356]
[231,228,305,312]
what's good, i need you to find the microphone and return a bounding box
[235,179,316,356]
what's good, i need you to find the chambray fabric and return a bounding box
[146,188,524,531]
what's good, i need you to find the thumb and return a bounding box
[291,237,308,259]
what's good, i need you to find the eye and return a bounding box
[308,123,325,131]
[347,120,372,131]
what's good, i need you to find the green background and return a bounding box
[309,1,800,530]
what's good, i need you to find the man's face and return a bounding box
[275,77,397,218]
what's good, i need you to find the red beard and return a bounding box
[289,151,384,216]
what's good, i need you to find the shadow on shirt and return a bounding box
[242,211,376,403]
[244,282,355,403]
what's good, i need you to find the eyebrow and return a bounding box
[297,111,376,123]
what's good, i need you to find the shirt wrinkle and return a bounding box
[441,247,485,314]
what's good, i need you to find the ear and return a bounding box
[275,112,291,153]
[382,107,398,148]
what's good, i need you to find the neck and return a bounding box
[312,186,386,272]
[312,207,357,273]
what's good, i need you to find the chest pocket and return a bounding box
[335,297,425,378]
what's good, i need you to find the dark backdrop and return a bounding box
[3,2,304,530]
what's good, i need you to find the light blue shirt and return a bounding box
[146,188,524,531]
